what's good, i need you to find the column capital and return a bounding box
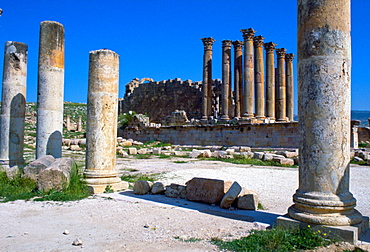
[285,53,295,61]
[222,40,233,48]
[232,40,243,50]
[240,28,257,41]
[264,42,278,52]
[201,37,216,50]
[276,48,287,58]
[253,35,265,47]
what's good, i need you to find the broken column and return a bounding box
[233,40,243,118]
[201,37,215,120]
[241,28,256,120]
[0,41,28,168]
[351,120,360,149]
[254,35,265,120]
[36,21,65,159]
[84,49,127,193]
[264,42,277,121]
[221,40,232,121]
[65,115,71,131]
[77,115,82,132]
[276,48,287,122]
[288,0,363,226]
[286,53,295,121]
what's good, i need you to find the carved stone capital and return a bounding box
[264,42,278,53]
[276,48,287,58]
[232,40,243,50]
[222,40,233,48]
[201,37,216,50]
[285,53,295,61]
[240,28,256,41]
[253,35,265,47]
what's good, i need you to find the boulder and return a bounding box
[253,152,264,160]
[69,145,81,151]
[236,189,259,210]
[165,186,179,198]
[272,157,294,166]
[152,148,162,155]
[354,156,364,162]
[4,166,22,180]
[240,146,252,152]
[151,182,165,194]
[121,141,132,147]
[128,148,137,155]
[118,150,129,157]
[37,157,74,192]
[137,148,147,155]
[220,181,242,209]
[133,180,153,195]
[23,155,56,181]
[240,151,254,159]
[189,149,203,158]
[186,178,232,204]
[226,149,235,155]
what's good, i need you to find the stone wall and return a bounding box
[118,122,299,148]
[119,78,222,123]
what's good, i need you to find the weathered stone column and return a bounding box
[36,21,65,159]
[0,41,28,168]
[288,0,363,226]
[276,48,287,122]
[286,53,295,121]
[77,115,82,132]
[240,28,256,119]
[254,35,265,120]
[233,40,243,118]
[201,37,215,120]
[65,115,71,131]
[264,42,277,120]
[84,49,128,194]
[221,40,232,121]
[351,120,360,149]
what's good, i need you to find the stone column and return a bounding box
[36,21,65,159]
[233,40,243,118]
[264,42,277,120]
[286,53,295,122]
[351,120,360,149]
[254,35,265,120]
[288,0,363,226]
[201,37,215,120]
[84,49,128,194]
[221,40,232,121]
[276,48,287,122]
[0,41,28,168]
[240,28,256,119]
[77,115,82,132]
[66,115,71,131]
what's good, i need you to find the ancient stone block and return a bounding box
[23,155,55,181]
[151,182,165,194]
[133,181,153,195]
[236,189,259,210]
[186,177,232,204]
[128,148,137,155]
[220,181,242,209]
[37,158,73,192]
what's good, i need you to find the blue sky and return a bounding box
[1,0,369,112]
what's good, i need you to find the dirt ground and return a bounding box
[1,156,370,251]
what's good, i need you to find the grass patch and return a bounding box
[144,141,172,148]
[350,159,367,165]
[121,173,162,183]
[156,154,172,159]
[136,154,152,159]
[0,163,89,202]
[174,236,202,243]
[211,227,332,252]
[173,161,188,164]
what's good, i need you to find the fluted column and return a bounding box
[233,40,243,118]
[286,53,295,121]
[36,21,65,159]
[276,48,287,122]
[85,49,128,194]
[264,42,277,120]
[0,41,27,168]
[288,0,363,226]
[201,37,215,120]
[254,35,265,120]
[241,28,256,119]
[221,40,232,120]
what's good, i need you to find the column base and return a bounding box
[276,215,369,244]
[85,171,129,194]
[220,115,230,121]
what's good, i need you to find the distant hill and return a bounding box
[293,110,370,127]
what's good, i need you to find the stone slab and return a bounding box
[276,215,369,244]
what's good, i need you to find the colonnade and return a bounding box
[201,30,295,123]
